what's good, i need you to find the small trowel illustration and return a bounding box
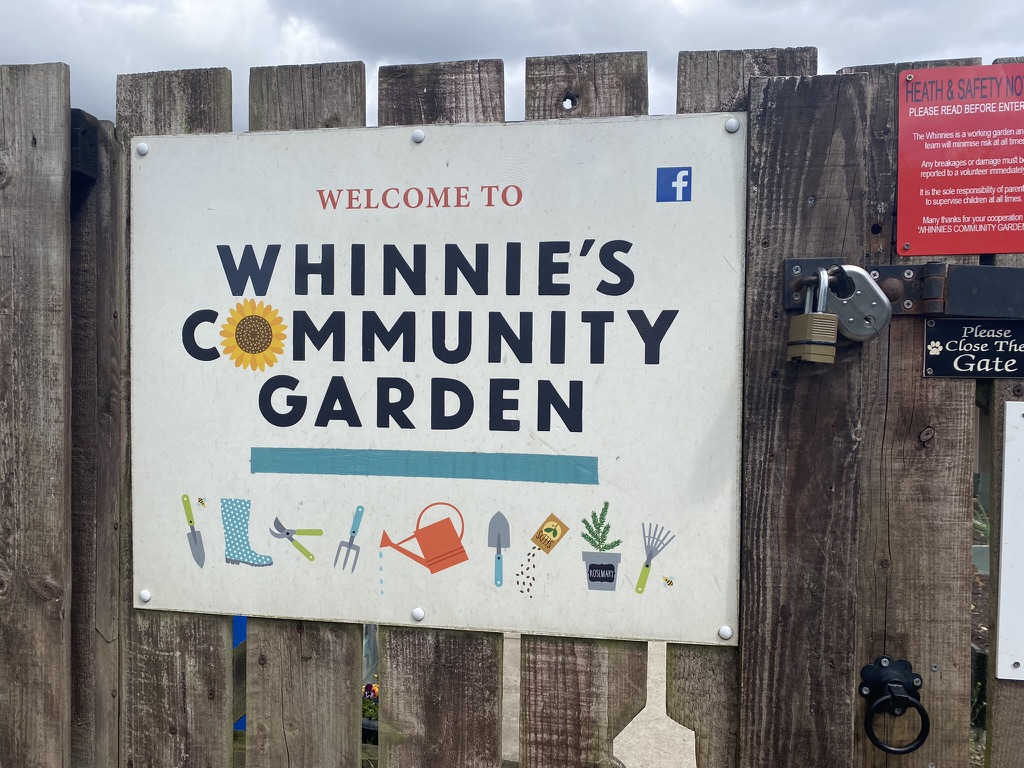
[181,494,206,568]
[488,511,510,587]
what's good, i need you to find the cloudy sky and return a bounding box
[3,0,1020,129]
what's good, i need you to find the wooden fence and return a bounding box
[1,46,1022,767]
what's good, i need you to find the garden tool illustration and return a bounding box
[181,494,206,568]
[270,517,323,562]
[635,523,676,594]
[379,502,468,574]
[334,504,365,571]
[487,511,510,587]
[221,498,273,567]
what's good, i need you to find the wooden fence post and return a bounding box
[840,57,979,767]
[0,61,72,768]
[243,61,367,768]
[375,59,506,768]
[667,47,816,768]
[116,67,236,768]
[739,71,870,766]
[519,52,649,768]
[70,111,126,768]
[983,53,1024,768]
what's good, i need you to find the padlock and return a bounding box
[787,267,838,363]
[826,264,893,341]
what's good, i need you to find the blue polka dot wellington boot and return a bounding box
[220,498,273,566]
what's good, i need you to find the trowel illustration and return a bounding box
[181,494,205,568]
[380,502,469,574]
[488,511,510,587]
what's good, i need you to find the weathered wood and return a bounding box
[116,67,235,768]
[740,72,870,766]
[70,113,125,768]
[667,646,739,768]
[839,58,979,768]
[379,627,503,767]
[0,62,72,768]
[986,60,1024,768]
[378,60,504,125]
[520,52,648,768]
[249,62,366,130]
[525,52,647,119]
[244,61,366,768]
[667,48,816,768]
[245,620,362,768]
[376,58,505,768]
[676,48,817,113]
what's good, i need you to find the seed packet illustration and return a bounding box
[531,514,569,554]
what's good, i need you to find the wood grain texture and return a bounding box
[245,61,366,768]
[520,636,646,767]
[249,62,366,131]
[379,627,503,768]
[667,646,738,768]
[521,52,648,768]
[984,253,1024,767]
[0,62,72,768]
[676,48,817,113]
[740,73,870,766]
[116,67,235,768]
[981,53,1024,768]
[376,58,505,768]
[378,60,504,125]
[245,620,362,768]
[666,49,816,768]
[839,59,979,768]
[524,52,647,119]
[70,115,125,768]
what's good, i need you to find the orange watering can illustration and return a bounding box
[380,502,469,574]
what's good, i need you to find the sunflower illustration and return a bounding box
[220,299,287,371]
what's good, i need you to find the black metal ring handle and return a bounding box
[864,693,931,755]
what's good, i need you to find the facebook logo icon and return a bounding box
[656,167,692,202]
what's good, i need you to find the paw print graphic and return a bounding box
[927,341,943,356]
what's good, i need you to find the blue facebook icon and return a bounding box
[656,167,692,202]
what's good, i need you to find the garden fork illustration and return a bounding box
[334,505,364,571]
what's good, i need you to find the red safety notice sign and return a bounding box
[897,63,1024,256]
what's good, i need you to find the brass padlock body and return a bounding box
[787,268,838,363]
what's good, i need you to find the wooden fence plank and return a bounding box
[378,60,504,125]
[520,51,648,768]
[249,62,366,130]
[676,48,817,114]
[0,61,72,768]
[740,72,870,766]
[116,67,235,768]
[70,112,125,768]
[667,48,816,768]
[244,62,366,768]
[524,52,648,119]
[376,59,505,768]
[840,58,979,768]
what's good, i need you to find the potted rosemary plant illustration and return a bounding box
[580,501,622,591]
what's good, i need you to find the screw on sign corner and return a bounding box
[561,91,579,111]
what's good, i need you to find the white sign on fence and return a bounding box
[999,401,1024,677]
[130,115,745,644]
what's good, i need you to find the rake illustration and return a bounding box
[635,523,675,594]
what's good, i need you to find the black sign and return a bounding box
[925,318,1024,377]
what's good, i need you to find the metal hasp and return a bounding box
[868,263,1024,317]
[783,260,892,343]
[858,655,930,755]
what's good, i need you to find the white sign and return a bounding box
[130,115,745,644]
[999,401,1024,677]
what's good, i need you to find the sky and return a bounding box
[2,0,1021,129]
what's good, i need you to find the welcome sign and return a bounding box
[130,115,745,644]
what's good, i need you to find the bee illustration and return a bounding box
[662,576,674,587]
[197,497,206,508]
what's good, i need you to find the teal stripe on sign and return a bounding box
[250,448,599,485]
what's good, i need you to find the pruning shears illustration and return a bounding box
[270,517,323,561]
